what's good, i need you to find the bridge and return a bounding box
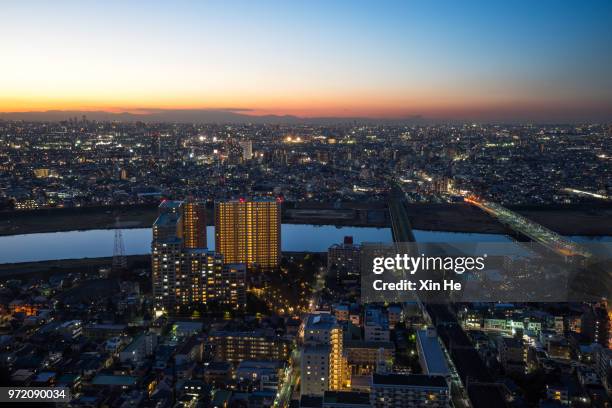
[388,184,503,408]
[464,196,591,258]
[388,183,416,243]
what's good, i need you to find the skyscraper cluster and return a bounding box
[152,198,280,312]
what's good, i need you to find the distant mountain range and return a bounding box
[0,109,430,125]
[2,108,607,124]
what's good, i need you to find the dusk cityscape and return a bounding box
[0,1,611,408]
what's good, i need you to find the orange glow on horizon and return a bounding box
[0,93,608,120]
[1,2,610,123]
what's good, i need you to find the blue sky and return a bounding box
[1,0,611,120]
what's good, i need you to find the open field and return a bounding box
[513,207,612,236]
[405,203,507,234]
[0,205,159,236]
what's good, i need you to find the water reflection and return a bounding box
[0,226,608,264]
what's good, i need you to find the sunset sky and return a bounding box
[2,0,612,121]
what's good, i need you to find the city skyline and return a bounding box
[0,2,611,405]
[2,1,612,122]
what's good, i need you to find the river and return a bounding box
[0,225,609,264]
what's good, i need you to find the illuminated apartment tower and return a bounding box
[152,200,244,311]
[183,200,207,249]
[301,313,350,396]
[329,324,349,390]
[152,201,185,309]
[215,198,280,268]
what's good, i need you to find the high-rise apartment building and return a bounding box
[327,236,361,285]
[216,263,247,309]
[183,200,207,249]
[301,345,331,396]
[215,198,280,268]
[301,313,350,397]
[152,200,244,312]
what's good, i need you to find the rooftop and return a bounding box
[91,375,138,386]
[305,313,338,331]
[323,391,370,405]
[416,329,450,376]
[372,373,448,388]
[299,395,323,408]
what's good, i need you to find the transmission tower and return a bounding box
[112,217,127,272]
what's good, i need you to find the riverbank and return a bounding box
[406,203,612,236]
[0,252,324,279]
[0,202,610,237]
[0,255,150,279]
[405,203,506,234]
[512,207,612,236]
[0,203,389,236]
[0,205,159,236]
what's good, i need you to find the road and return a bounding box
[274,265,325,407]
[274,346,301,407]
[309,266,326,312]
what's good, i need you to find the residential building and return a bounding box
[215,198,280,268]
